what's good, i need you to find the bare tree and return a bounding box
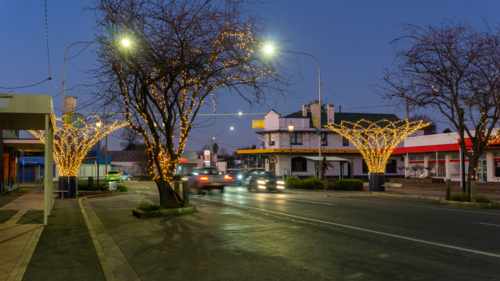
[409,114,436,135]
[91,0,289,206]
[119,126,142,150]
[375,20,500,199]
[219,147,229,157]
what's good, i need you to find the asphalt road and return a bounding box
[89,182,500,280]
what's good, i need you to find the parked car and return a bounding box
[247,171,284,192]
[187,167,225,194]
[106,170,121,181]
[225,169,245,186]
[120,172,134,181]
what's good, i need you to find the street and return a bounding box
[86,181,500,280]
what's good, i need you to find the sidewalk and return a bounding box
[0,185,44,281]
[21,199,105,281]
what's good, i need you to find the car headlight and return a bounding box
[257,180,266,184]
[237,175,242,179]
[258,185,266,189]
[277,185,284,189]
[277,181,284,185]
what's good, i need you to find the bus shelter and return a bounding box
[0,94,54,225]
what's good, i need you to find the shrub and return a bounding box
[476,195,491,203]
[450,193,470,202]
[78,182,108,191]
[329,179,363,191]
[136,200,161,212]
[139,174,153,181]
[116,184,128,192]
[285,176,302,189]
[285,176,323,190]
[322,178,337,190]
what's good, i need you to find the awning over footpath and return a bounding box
[303,156,349,162]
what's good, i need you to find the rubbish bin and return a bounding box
[109,181,117,190]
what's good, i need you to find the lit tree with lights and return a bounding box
[327,119,429,190]
[29,116,127,177]
[91,0,289,206]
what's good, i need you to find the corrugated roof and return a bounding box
[108,150,146,162]
[282,111,400,126]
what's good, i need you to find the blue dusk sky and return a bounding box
[1,1,499,152]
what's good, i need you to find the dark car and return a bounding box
[247,171,285,192]
[225,169,245,186]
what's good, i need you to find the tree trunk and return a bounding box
[156,180,172,207]
[467,155,479,200]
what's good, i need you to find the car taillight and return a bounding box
[200,176,208,181]
[224,175,232,180]
[106,174,108,177]
[117,174,121,176]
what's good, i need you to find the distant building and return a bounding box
[237,105,420,178]
[108,150,147,176]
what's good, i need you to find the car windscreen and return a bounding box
[201,168,218,174]
[108,171,118,174]
[260,172,276,178]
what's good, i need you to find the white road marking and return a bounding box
[225,191,337,206]
[479,223,500,227]
[199,197,500,259]
[334,197,500,216]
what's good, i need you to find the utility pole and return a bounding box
[105,116,108,176]
[406,97,409,119]
[210,137,214,167]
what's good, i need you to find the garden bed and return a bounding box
[389,178,432,184]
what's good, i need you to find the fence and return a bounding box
[111,165,144,176]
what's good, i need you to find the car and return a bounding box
[106,170,123,182]
[120,172,134,181]
[187,167,225,194]
[225,169,245,186]
[247,171,285,192]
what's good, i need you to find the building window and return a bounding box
[386,159,397,173]
[342,136,349,147]
[362,159,369,174]
[290,132,302,145]
[292,157,307,172]
[321,133,328,146]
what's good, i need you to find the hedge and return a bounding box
[328,179,363,191]
[78,182,108,191]
[285,176,323,190]
[139,174,153,181]
[450,193,470,202]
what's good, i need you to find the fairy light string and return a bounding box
[29,116,127,177]
[326,119,430,173]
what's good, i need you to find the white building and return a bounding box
[238,105,421,178]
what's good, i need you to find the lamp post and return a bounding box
[264,45,322,177]
[211,126,234,167]
[96,121,102,191]
[288,121,294,177]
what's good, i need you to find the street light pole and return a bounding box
[264,46,322,176]
[96,121,102,190]
[210,127,234,167]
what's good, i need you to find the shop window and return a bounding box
[292,157,307,172]
[362,159,369,174]
[386,159,397,173]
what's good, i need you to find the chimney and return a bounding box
[327,104,335,124]
[302,105,307,117]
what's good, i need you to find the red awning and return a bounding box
[392,143,459,155]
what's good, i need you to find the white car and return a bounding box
[187,167,225,194]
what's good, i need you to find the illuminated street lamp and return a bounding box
[265,44,323,177]
[288,121,294,177]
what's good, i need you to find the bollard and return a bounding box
[471,180,477,203]
[445,179,451,201]
[182,181,189,207]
